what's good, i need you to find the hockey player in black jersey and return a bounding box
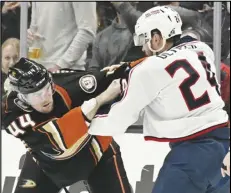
[2,57,132,193]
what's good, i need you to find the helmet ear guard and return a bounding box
[133,33,146,46]
[17,93,29,104]
[50,74,55,95]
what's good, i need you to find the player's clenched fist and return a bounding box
[85,79,122,121]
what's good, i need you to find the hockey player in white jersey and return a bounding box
[88,6,230,193]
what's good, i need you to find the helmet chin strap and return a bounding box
[17,93,30,105]
[51,82,55,94]
[147,38,166,55]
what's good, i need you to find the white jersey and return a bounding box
[89,40,229,142]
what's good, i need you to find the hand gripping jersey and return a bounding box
[89,37,229,142]
[2,69,125,186]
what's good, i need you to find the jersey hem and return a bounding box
[144,122,229,143]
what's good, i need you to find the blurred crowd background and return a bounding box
[1,1,230,120]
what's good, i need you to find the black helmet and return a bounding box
[8,57,52,94]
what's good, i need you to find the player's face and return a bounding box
[1,45,19,74]
[142,34,165,56]
[150,34,165,53]
[25,83,54,113]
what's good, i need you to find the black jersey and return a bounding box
[2,69,116,184]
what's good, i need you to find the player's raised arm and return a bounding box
[89,57,166,136]
[50,62,130,109]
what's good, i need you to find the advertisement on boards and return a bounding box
[2,131,170,193]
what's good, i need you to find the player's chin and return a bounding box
[147,50,154,56]
[41,102,54,113]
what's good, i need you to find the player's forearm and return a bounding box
[81,91,113,121]
[82,79,121,121]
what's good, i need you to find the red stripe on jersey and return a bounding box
[55,84,72,110]
[144,122,229,143]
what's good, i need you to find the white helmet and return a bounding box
[134,6,183,53]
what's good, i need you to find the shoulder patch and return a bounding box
[79,75,97,93]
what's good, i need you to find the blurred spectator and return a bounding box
[27,2,97,72]
[1,38,20,112]
[172,2,230,62]
[1,1,20,14]
[135,2,180,12]
[1,38,20,75]
[1,1,31,43]
[88,3,145,71]
[200,3,230,62]
[112,2,230,61]
[136,2,154,12]
[157,1,180,7]
[179,2,230,62]
[179,2,207,11]
[111,2,201,37]
[97,2,117,32]
[85,2,117,67]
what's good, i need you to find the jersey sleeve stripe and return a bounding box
[110,143,117,154]
[91,138,103,161]
[112,155,126,193]
[129,57,147,68]
[32,117,55,131]
[37,128,61,150]
[94,136,112,152]
[56,107,89,148]
[42,121,67,151]
[89,146,98,165]
[50,134,92,160]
